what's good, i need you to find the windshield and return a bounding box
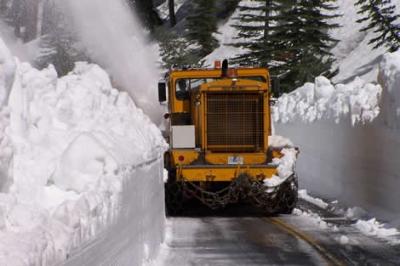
[175,76,267,100]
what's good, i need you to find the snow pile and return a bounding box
[0,43,166,263]
[263,148,297,187]
[264,135,297,187]
[273,76,382,125]
[354,219,400,244]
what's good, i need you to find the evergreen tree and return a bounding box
[186,0,219,58]
[232,0,340,92]
[355,0,400,52]
[231,0,289,68]
[158,31,199,68]
[278,1,340,89]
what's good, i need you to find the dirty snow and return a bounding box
[273,76,382,125]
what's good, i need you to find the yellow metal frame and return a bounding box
[166,67,276,183]
[168,68,270,113]
[171,150,199,166]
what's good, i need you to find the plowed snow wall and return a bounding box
[276,119,400,225]
[64,158,165,265]
[275,52,400,227]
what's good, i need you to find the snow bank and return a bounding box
[273,76,382,125]
[0,45,167,264]
[275,51,400,227]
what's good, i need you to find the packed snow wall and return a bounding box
[64,159,165,265]
[0,38,167,265]
[274,52,400,226]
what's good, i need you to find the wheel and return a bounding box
[165,181,184,216]
[276,175,298,214]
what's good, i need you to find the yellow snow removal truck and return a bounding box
[158,60,297,214]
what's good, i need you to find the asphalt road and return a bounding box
[155,201,400,266]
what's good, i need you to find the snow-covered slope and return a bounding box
[206,0,399,85]
[0,39,167,265]
[328,0,398,83]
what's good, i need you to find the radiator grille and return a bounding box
[206,93,264,152]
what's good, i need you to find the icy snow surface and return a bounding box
[0,38,166,264]
[273,76,382,125]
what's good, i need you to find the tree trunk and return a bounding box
[168,0,176,27]
[264,0,270,41]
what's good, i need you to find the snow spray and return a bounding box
[59,0,162,122]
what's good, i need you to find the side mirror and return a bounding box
[271,78,281,98]
[158,82,167,103]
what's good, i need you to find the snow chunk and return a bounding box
[273,76,382,126]
[264,148,297,187]
[298,189,329,209]
[354,218,400,242]
[339,235,349,245]
[268,135,293,148]
[345,206,367,220]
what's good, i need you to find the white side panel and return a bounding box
[172,126,195,148]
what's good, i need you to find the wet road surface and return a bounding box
[155,201,400,265]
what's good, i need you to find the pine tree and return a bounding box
[232,0,340,92]
[231,0,290,68]
[278,1,340,89]
[355,0,400,52]
[186,0,219,58]
[158,31,199,68]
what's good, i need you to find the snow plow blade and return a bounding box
[177,164,278,182]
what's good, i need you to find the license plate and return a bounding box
[228,156,244,165]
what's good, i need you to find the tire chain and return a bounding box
[166,174,298,213]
